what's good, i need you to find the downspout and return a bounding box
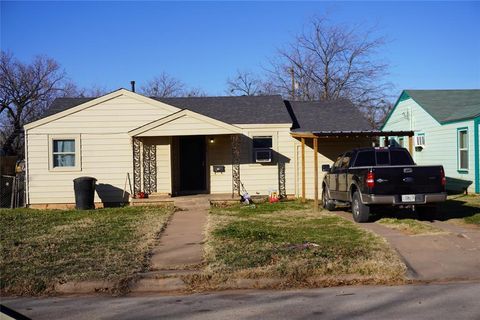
[24,128,30,207]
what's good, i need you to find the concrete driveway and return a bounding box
[337,211,480,281]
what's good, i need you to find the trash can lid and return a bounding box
[73,176,97,182]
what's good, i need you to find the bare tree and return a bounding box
[140,72,186,97]
[0,52,67,156]
[266,16,392,127]
[226,70,264,96]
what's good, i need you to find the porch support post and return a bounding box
[231,134,241,197]
[384,136,389,147]
[142,142,157,194]
[132,137,142,197]
[408,135,413,155]
[313,137,319,211]
[301,137,306,202]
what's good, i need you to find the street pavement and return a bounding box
[2,282,480,320]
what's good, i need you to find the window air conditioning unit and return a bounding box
[255,149,272,163]
[415,135,425,148]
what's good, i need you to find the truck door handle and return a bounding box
[377,179,388,183]
[403,177,414,183]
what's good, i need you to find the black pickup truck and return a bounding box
[322,147,447,222]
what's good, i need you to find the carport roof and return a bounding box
[291,130,414,138]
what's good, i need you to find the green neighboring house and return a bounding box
[382,89,480,194]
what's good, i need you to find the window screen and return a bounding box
[253,136,272,149]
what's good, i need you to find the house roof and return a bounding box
[396,89,480,125]
[43,95,292,125]
[287,99,372,132]
[38,91,372,132]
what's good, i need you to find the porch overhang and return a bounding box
[128,109,243,137]
[290,130,415,139]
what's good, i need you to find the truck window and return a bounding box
[376,150,390,166]
[354,150,375,167]
[390,149,414,165]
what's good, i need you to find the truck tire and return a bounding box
[352,191,370,223]
[322,187,335,211]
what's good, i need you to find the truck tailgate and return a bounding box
[371,165,444,195]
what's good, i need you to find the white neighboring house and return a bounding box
[382,89,480,194]
[23,88,380,208]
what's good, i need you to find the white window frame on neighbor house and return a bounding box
[48,134,81,171]
[457,128,469,172]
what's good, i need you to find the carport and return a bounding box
[290,130,415,211]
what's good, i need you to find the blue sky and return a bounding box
[1,1,479,98]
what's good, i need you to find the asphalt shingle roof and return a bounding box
[287,99,372,132]
[405,89,480,123]
[155,95,291,124]
[39,93,372,132]
[42,95,292,125]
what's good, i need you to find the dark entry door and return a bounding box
[179,136,206,193]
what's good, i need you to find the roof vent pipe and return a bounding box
[130,81,135,92]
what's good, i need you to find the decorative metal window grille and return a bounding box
[231,134,241,196]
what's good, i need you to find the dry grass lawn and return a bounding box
[0,206,174,295]
[186,201,406,290]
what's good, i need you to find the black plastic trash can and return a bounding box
[73,177,97,210]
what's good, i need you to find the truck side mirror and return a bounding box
[322,164,331,172]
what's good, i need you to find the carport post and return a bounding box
[408,135,413,154]
[384,136,389,147]
[313,137,319,211]
[301,137,306,202]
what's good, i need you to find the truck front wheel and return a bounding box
[352,191,370,223]
[322,187,335,211]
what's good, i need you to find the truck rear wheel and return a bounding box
[352,191,370,223]
[322,188,335,211]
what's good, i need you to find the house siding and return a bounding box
[26,94,177,204]
[383,98,477,193]
[25,93,300,204]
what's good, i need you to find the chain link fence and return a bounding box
[1,173,25,208]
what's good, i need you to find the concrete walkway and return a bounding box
[132,196,209,292]
[337,211,480,281]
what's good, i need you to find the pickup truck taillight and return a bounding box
[440,167,446,188]
[366,171,375,188]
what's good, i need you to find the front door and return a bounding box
[178,136,207,194]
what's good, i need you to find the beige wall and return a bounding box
[26,94,175,204]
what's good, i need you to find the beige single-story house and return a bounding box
[24,88,403,208]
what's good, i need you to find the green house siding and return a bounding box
[475,117,480,193]
[383,98,478,194]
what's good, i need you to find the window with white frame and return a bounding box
[49,135,81,170]
[458,128,469,171]
[252,136,273,163]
